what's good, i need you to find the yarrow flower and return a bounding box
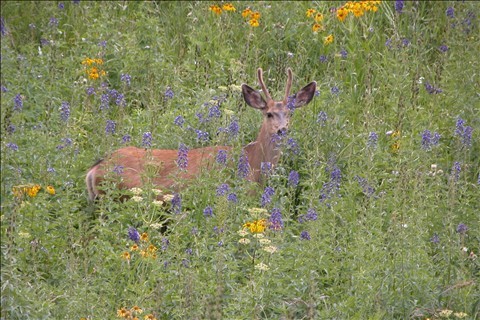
[176,143,189,170]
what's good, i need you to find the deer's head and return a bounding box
[241,68,317,136]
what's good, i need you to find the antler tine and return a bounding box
[284,68,293,101]
[257,68,272,101]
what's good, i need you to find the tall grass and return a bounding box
[1,1,479,319]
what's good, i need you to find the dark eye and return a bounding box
[266,112,273,118]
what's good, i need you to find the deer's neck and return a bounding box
[243,125,281,183]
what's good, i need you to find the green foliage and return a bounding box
[1,1,479,319]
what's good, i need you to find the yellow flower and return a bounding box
[117,307,128,317]
[46,185,55,195]
[27,185,41,197]
[242,8,252,18]
[243,219,267,233]
[312,23,323,33]
[209,5,222,15]
[306,8,316,18]
[314,12,324,22]
[222,3,236,12]
[249,18,259,27]
[147,244,157,253]
[391,130,401,139]
[250,11,261,20]
[144,314,156,320]
[337,8,348,21]
[131,244,139,251]
[140,232,148,242]
[131,306,143,314]
[121,251,131,260]
[324,34,334,45]
[390,141,400,153]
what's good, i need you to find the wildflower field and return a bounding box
[1,1,479,319]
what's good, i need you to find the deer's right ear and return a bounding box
[242,84,267,110]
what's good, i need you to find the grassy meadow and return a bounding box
[1,1,479,319]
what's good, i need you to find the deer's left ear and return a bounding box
[242,84,267,110]
[294,82,317,108]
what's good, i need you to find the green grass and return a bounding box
[1,1,479,319]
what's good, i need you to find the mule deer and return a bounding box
[86,68,316,201]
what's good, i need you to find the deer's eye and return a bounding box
[266,112,274,118]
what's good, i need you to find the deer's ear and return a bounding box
[294,82,317,108]
[242,84,267,110]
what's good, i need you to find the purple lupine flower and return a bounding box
[59,102,70,122]
[195,129,209,142]
[113,165,124,175]
[6,124,15,134]
[421,130,432,150]
[122,134,131,144]
[216,183,229,196]
[439,45,448,53]
[86,86,95,95]
[6,142,18,151]
[49,17,59,27]
[261,162,272,176]
[120,73,131,86]
[40,38,51,46]
[208,105,221,119]
[1,85,8,92]
[385,38,393,49]
[237,152,250,179]
[176,143,189,170]
[142,132,152,148]
[424,81,442,94]
[432,132,441,145]
[300,230,311,240]
[454,117,473,147]
[261,186,275,207]
[227,193,237,203]
[105,120,116,135]
[395,0,404,13]
[331,86,340,95]
[1,17,7,36]
[319,55,328,63]
[368,132,378,149]
[100,93,110,110]
[14,94,23,111]
[171,193,182,214]
[161,237,170,251]
[430,233,440,244]
[47,167,56,173]
[446,7,454,19]
[286,138,300,155]
[317,111,327,126]
[298,208,318,223]
[320,161,342,208]
[174,115,185,127]
[128,227,140,243]
[451,161,461,182]
[98,40,107,48]
[164,87,174,100]
[288,170,300,187]
[115,93,125,107]
[286,95,296,112]
[58,2,64,9]
[216,149,227,165]
[456,223,468,234]
[355,176,375,198]
[340,49,348,58]
[269,208,283,231]
[401,38,410,47]
[203,206,213,217]
[227,118,239,139]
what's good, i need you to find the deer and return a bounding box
[85,68,316,201]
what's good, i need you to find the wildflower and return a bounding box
[395,0,404,13]
[331,86,340,95]
[254,262,269,271]
[112,165,123,175]
[121,251,131,261]
[227,193,237,203]
[45,185,55,195]
[446,7,454,19]
[176,143,189,170]
[144,314,157,320]
[131,196,143,202]
[174,115,185,127]
[311,23,322,33]
[401,38,410,47]
[269,208,283,231]
[249,18,259,27]
[203,206,213,217]
[120,73,131,86]
[164,87,174,100]
[430,233,440,244]
[14,94,23,111]
[319,55,328,63]
[128,227,140,243]
[355,176,375,198]
[195,129,209,142]
[424,81,442,94]
[319,161,342,207]
[339,49,348,59]
[288,170,300,187]
[314,12,324,22]
[130,187,143,195]
[439,44,448,53]
[247,207,268,216]
[49,17,59,27]
[161,237,170,251]
[456,223,468,234]
[238,238,250,244]
[131,306,143,314]
[243,219,267,233]
[300,230,311,240]
[454,117,473,147]
[261,186,275,207]
[316,111,328,126]
[286,137,300,155]
[439,309,453,317]
[227,118,239,139]
[222,3,235,12]
[142,132,152,148]
[263,245,278,254]
[242,8,252,18]
[367,132,378,149]
[261,162,272,176]
[451,161,461,182]
[324,34,334,45]
[237,152,250,178]
[453,312,468,318]
[216,149,228,165]
[121,134,131,144]
[306,8,316,18]
[337,8,348,22]
[86,87,95,95]
[171,193,181,214]
[6,142,18,151]
[105,120,116,135]
[59,102,70,122]
[216,183,230,196]
[98,40,107,48]
[209,5,222,15]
